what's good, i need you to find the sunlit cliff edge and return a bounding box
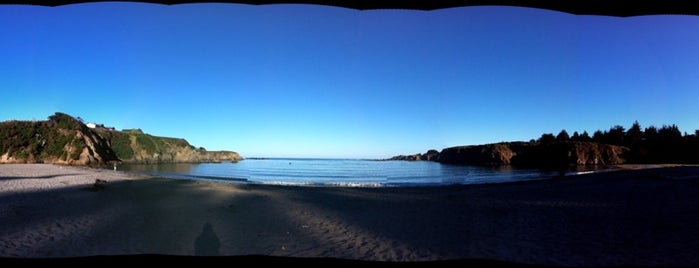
[0,112,242,167]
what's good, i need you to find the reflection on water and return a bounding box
[120,163,195,173]
[118,159,590,187]
[119,163,198,180]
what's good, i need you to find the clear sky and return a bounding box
[2,3,699,159]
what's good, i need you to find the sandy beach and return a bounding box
[1,164,699,266]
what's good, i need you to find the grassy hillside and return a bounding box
[93,127,211,163]
[0,112,242,166]
[0,112,118,165]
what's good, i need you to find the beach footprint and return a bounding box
[193,222,221,256]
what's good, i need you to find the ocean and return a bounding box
[116,158,598,187]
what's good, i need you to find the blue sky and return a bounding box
[2,3,699,159]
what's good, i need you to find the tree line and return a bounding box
[534,121,699,164]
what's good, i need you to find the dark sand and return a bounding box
[2,164,699,266]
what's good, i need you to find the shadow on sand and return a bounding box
[194,222,220,256]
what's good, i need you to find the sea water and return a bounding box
[117,158,582,187]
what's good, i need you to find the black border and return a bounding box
[1,0,697,17]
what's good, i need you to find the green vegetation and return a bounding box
[0,112,240,165]
[48,112,80,130]
[40,128,72,158]
[0,113,87,162]
[154,136,167,151]
[160,137,190,148]
[110,132,134,159]
[135,133,157,154]
[69,137,83,160]
[122,128,144,134]
[0,121,35,157]
[105,129,197,161]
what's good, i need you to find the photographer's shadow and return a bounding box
[194,222,220,256]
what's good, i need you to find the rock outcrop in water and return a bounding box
[0,112,242,167]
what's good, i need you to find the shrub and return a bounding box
[111,133,134,159]
[48,112,79,130]
[135,134,156,154]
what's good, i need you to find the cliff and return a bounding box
[391,141,629,167]
[388,149,440,161]
[93,128,242,164]
[0,112,242,166]
[0,113,119,166]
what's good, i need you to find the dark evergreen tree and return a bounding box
[658,124,682,141]
[556,129,570,142]
[607,125,625,145]
[657,124,684,163]
[538,133,555,144]
[644,126,658,141]
[692,130,699,162]
[626,121,643,146]
[571,131,580,141]
[579,131,592,142]
[592,130,605,143]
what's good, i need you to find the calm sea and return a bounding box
[115,158,596,187]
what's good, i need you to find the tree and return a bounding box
[556,129,570,142]
[607,125,626,145]
[571,131,580,141]
[658,124,682,142]
[657,124,683,162]
[538,133,556,144]
[592,130,605,143]
[627,121,643,146]
[644,126,658,141]
[579,131,592,142]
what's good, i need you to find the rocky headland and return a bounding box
[0,112,242,167]
[390,142,628,167]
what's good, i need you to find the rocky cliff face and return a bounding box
[0,112,242,166]
[94,128,242,164]
[388,149,440,161]
[507,141,628,167]
[391,141,629,167]
[0,113,119,167]
[438,143,520,165]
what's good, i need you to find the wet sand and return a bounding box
[1,164,699,266]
